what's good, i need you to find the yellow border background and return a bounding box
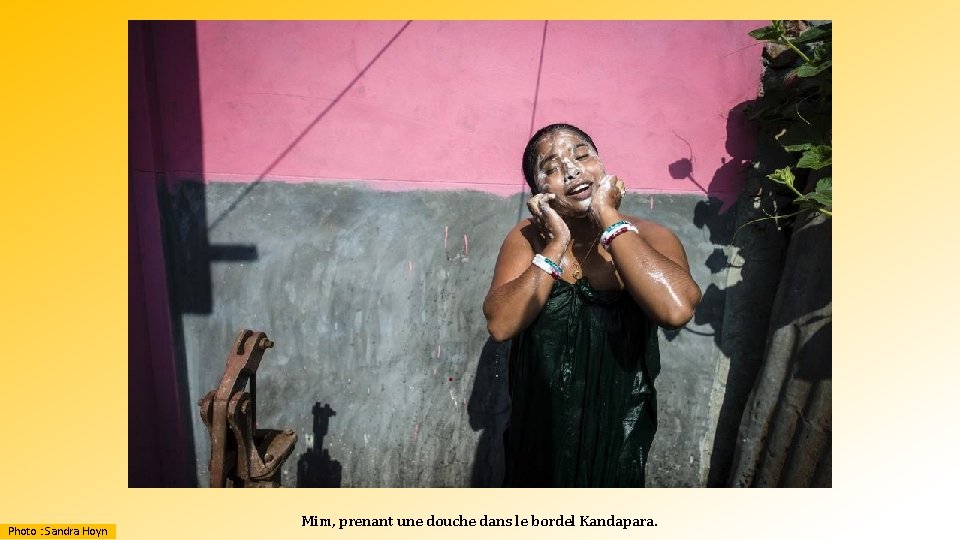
[2,1,956,538]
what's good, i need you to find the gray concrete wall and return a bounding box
[163,180,776,487]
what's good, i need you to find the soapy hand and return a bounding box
[589,174,625,222]
[527,193,571,250]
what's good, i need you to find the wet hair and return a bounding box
[522,123,598,194]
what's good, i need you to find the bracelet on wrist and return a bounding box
[601,220,639,250]
[532,254,563,280]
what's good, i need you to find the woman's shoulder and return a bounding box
[619,214,678,241]
[502,218,543,251]
[618,213,689,269]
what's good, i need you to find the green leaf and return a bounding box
[797,145,832,169]
[811,42,831,64]
[796,60,832,77]
[794,24,832,44]
[777,122,826,151]
[795,177,832,209]
[767,167,796,188]
[749,22,783,41]
[746,102,788,123]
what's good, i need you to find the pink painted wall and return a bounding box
[188,21,763,198]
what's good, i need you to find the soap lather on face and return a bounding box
[533,129,606,216]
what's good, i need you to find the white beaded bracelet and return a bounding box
[532,254,563,279]
[601,220,638,250]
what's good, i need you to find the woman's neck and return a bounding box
[563,214,601,241]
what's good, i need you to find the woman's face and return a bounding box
[533,129,605,217]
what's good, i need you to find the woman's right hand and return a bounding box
[527,193,571,250]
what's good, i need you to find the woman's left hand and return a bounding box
[589,174,626,222]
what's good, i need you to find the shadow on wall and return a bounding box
[667,102,757,208]
[663,102,762,342]
[153,21,260,487]
[664,101,754,486]
[152,22,414,487]
[467,338,511,487]
[132,21,265,486]
[159,181,259,315]
[664,100,825,486]
[296,402,343,487]
[130,20,208,487]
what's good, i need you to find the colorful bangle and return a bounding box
[601,220,638,250]
[532,254,563,279]
[601,220,630,239]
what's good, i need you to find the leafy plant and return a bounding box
[741,20,832,231]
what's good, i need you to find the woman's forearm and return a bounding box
[598,211,701,328]
[483,241,567,342]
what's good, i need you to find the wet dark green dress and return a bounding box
[504,277,660,487]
